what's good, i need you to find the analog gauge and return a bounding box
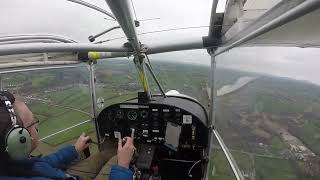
[127,110,138,121]
[115,109,124,119]
[140,110,149,119]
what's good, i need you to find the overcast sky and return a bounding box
[1,0,319,85]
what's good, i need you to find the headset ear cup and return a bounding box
[6,126,32,160]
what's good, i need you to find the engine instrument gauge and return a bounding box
[127,110,138,121]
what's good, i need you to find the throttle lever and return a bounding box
[131,128,135,140]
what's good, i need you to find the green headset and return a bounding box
[0,91,32,160]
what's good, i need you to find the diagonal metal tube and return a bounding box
[105,0,152,99]
[105,0,140,52]
[213,129,244,180]
[89,26,120,42]
[145,62,166,98]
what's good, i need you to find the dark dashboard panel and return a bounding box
[97,95,208,150]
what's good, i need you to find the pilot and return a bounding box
[0,91,134,180]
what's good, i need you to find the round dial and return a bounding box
[115,109,124,119]
[107,111,113,120]
[127,110,138,121]
[140,110,148,119]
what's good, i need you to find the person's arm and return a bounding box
[41,144,78,169]
[41,133,90,169]
[109,165,133,180]
[0,177,51,180]
[109,137,135,180]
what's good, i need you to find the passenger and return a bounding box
[0,91,134,180]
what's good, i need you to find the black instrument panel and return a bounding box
[97,95,208,150]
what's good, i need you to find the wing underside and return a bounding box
[218,0,320,51]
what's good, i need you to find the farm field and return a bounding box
[4,59,320,179]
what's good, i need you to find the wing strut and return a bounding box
[105,0,153,100]
[205,0,245,179]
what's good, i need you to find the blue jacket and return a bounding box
[0,145,133,180]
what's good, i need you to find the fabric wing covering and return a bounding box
[220,0,320,49]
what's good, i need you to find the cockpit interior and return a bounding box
[97,93,208,180]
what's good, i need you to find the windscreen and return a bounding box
[1,0,320,179]
[95,59,142,112]
[1,66,94,154]
[215,47,320,180]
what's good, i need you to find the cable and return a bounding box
[130,0,138,21]
[187,160,202,177]
[161,158,202,177]
[139,26,209,35]
[95,25,210,44]
[161,158,198,163]
[95,22,259,44]
[139,17,160,22]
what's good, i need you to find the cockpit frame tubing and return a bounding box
[205,51,244,180]
[67,0,116,20]
[204,51,217,180]
[133,54,151,99]
[145,60,166,98]
[88,62,102,147]
[104,0,153,100]
[0,34,77,43]
[105,0,140,52]
[88,26,120,42]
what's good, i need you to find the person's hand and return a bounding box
[74,132,90,153]
[117,137,135,168]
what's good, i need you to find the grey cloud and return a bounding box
[217,47,320,85]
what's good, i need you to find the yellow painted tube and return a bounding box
[88,51,101,60]
[139,71,149,92]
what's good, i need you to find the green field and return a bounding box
[209,150,236,180]
[269,136,288,154]
[42,122,95,146]
[295,121,320,155]
[255,157,298,180]
[209,148,302,180]
[5,59,320,178]
[28,86,137,146]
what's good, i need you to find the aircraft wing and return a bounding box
[216,0,320,54]
[0,52,80,69]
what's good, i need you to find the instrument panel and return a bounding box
[97,95,208,150]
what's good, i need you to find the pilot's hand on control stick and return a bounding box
[117,136,135,168]
[74,132,90,153]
